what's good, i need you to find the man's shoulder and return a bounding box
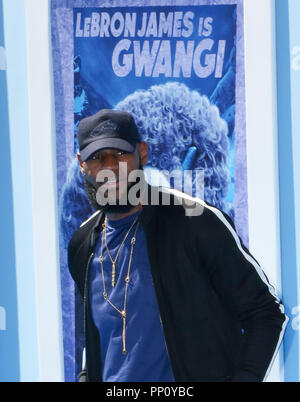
[156,186,236,237]
[79,210,102,229]
[70,210,101,244]
[157,186,205,210]
[156,186,213,222]
[68,211,101,265]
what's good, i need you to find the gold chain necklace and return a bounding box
[99,219,139,355]
[103,216,138,287]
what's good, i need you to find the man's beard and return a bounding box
[83,164,146,215]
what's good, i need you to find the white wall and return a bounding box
[25,0,64,382]
[244,0,284,382]
[4,0,64,381]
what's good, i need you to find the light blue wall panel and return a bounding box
[275,0,300,382]
[3,0,39,381]
[0,0,20,381]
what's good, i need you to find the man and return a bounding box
[68,108,288,382]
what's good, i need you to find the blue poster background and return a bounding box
[73,5,237,211]
[73,6,236,106]
[51,0,246,382]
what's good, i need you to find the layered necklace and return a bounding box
[99,215,139,355]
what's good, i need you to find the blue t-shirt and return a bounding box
[89,210,175,382]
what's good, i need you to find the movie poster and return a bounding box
[51,0,246,381]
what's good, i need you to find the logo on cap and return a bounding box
[90,120,120,138]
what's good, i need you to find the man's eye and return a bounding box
[90,153,101,160]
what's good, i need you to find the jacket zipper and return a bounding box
[83,252,94,380]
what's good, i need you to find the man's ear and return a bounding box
[138,142,148,167]
[77,152,86,175]
[77,152,84,168]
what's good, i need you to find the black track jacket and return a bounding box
[68,186,288,382]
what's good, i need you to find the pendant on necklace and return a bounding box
[121,310,127,355]
[112,262,116,287]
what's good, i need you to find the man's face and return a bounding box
[78,142,148,208]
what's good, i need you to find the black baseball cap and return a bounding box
[77,109,141,161]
